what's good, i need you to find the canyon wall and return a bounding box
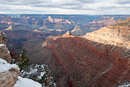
[26,18,130,87]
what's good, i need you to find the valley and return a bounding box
[0,15,130,87]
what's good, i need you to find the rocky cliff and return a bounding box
[0,65,21,87]
[26,18,130,87]
[0,31,6,44]
[0,31,43,87]
[0,31,11,63]
[0,31,20,87]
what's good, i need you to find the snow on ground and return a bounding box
[22,64,46,80]
[118,83,130,87]
[14,76,42,87]
[0,58,19,73]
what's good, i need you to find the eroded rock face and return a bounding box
[0,44,11,63]
[44,36,130,87]
[0,31,11,63]
[84,27,130,49]
[0,69,21,87]
[84,18,130,49]
[80,18,130,87]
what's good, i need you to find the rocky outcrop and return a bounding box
[0,31,20,87]
[0,57,41,87]
[0,31,6,44]
[71,26,83,36]
[0,31,11,63]
[0,68,21,87]
[0,44,11,63]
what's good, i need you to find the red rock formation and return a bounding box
[24,17,130,87]
[40,18,130,87]
[44,35,130,87]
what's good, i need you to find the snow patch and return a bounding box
[0,44,10,53]
[118,82,130,87]
[0,44,5,47]
[5,45,10,53]
[14,76,42,87]
[0,58,19,73]
[22,64,46,80]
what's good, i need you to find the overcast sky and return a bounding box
[0,0,130,14]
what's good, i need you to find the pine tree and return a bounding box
[17,51,29,71]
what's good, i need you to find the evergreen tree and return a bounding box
[17,51,29,71]
[17,51,56,87]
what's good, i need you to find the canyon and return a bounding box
[0,15,128,55]
[1,15,130,87]
[24,17,130,87]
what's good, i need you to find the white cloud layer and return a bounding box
[0,0,130,14]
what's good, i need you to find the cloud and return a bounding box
[0,0,129,14]
[111,0,130,4]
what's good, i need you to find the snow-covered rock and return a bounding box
[22,64,46,80]
[0,58,43,87]
[0,58,21,87]
[0,68,21,87]
[14,76,42,87]
[22,64,56,86]
[0,58,19,73]
[0,44,5,47]
[118,82,130,87]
